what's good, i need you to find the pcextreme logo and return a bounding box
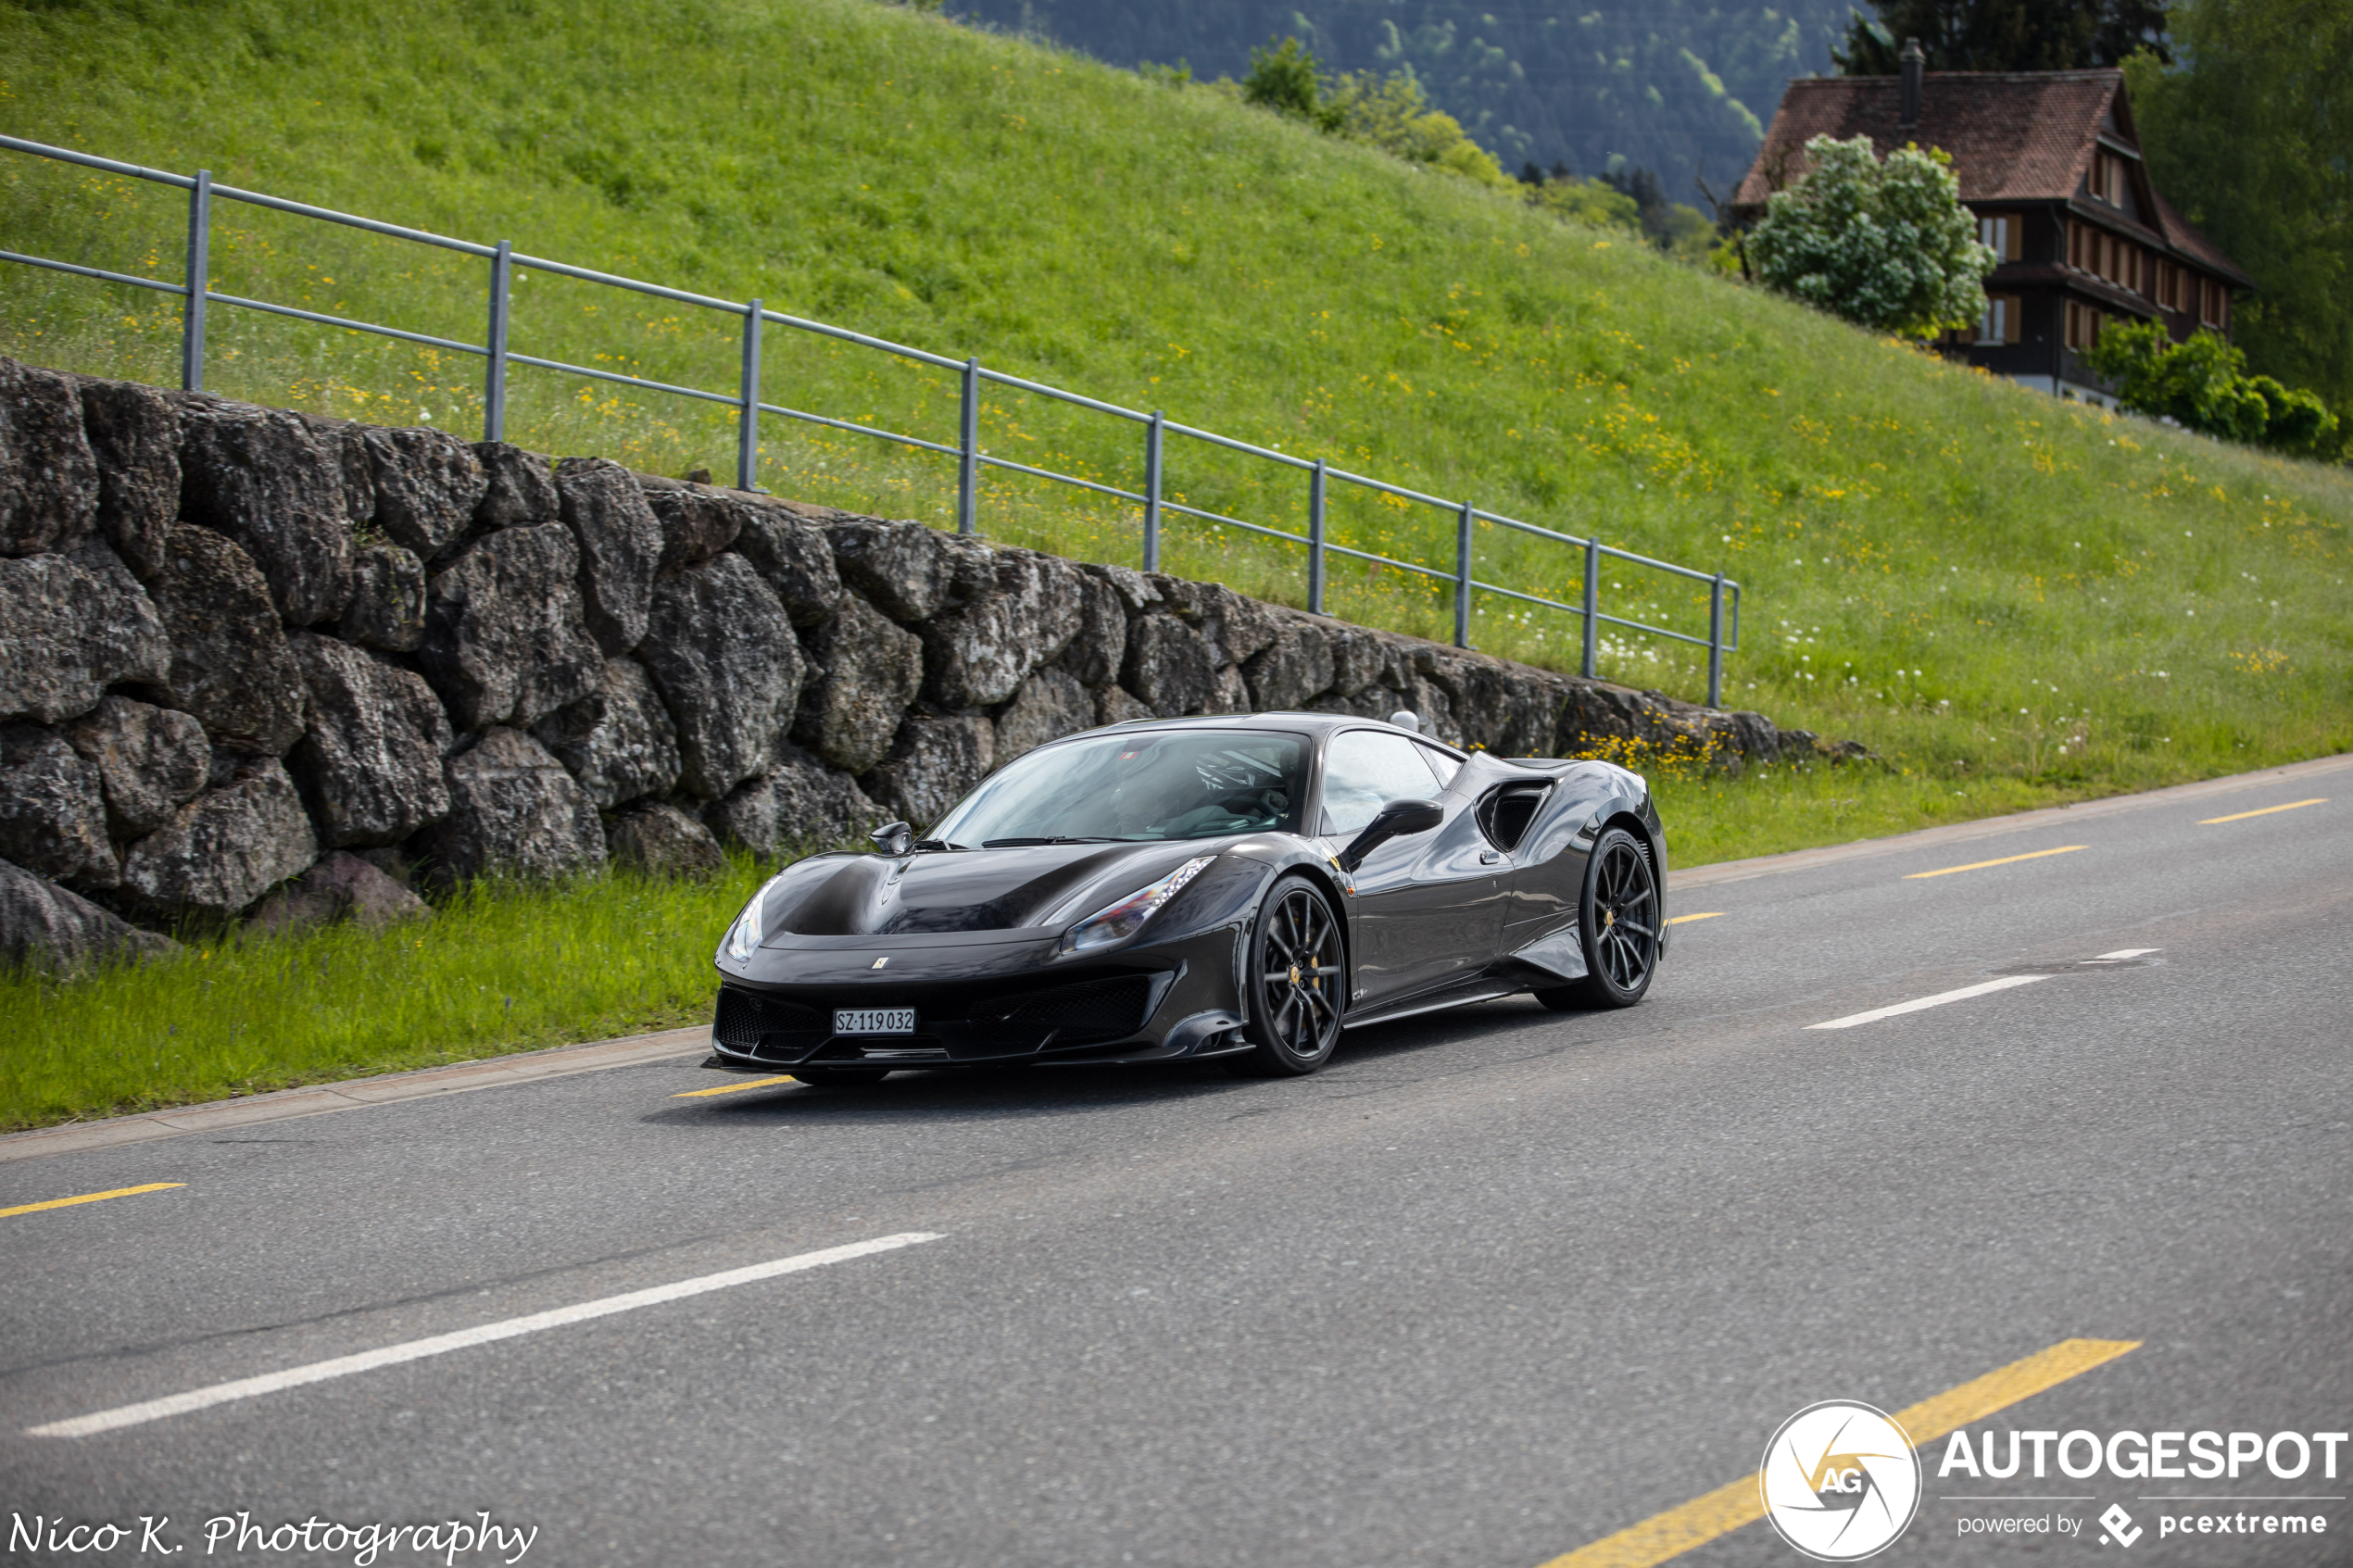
[1759,1401,1924,1562]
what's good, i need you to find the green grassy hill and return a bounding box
[4,0,2350,853]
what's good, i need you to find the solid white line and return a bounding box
[27,1233,941,1439]
[1807,974,2050,1030]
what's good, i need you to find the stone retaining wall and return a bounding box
[0,358,1839,968]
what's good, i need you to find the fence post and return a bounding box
[1308,458,1327,614]
[1580,536,1600,679]
[1142,410,1163,572]
[957,356,980,536]
[181,169,211,394]
[1453,500,1474,649]
[1707,572,1726,709]
[736,299,762,492]
[483,240,511,444]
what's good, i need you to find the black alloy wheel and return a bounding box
[1536,825,1659,1011]
[791,1066,893,1086]
[1229,875,1346,1077]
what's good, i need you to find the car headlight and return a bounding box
[724,875,785,963]
[1061,857,1215,954]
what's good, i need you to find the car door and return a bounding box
[1317,728,1504,1008]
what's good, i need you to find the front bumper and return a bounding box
[703,925,1248,1073]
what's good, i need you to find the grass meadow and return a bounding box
[0,0,2347,1126]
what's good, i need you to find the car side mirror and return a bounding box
[871,821,913,857]
[1338,797,1444,872]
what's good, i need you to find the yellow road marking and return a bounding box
[1532,1336,2141,1568]
[2201,797,2326,825]
[0,1182,184,1220]
[1667,912,1723,925]
[1905,845,2084,880]
[673,1075,797,1098]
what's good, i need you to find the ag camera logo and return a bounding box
[1759,1401,1923,1561]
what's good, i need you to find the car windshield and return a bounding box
[928,731,1310,845]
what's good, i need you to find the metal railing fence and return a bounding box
[0,133,1743,702]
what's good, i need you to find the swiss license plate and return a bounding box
[834,1007,915,1035]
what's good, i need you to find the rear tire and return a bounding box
[1533,825,1659,1011]
[791,1066,893,1085]
[1226,874,1346,1078]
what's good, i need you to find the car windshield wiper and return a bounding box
[980,835,1120,847]
[909,839,967,852]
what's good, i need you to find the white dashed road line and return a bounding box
[26,1233,941,1439]
[1806,949,2163,1031]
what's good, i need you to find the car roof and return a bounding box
[1088,711,1464,754]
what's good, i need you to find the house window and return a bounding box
[2092,150,2130,206]
[1979,295,2021,345]
[1978,214,2019,261]
[2067,300,2105,350]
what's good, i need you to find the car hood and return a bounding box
[762,839,1234,939]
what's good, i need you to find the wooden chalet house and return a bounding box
[1733,45,2253,407]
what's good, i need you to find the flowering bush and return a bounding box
[1746,133,1994,339]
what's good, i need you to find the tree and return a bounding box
[1745,134,1995,338]
[1835,0,2170,72]
[1242,37,1343,131]
[2127,0,2353,433]
[2082,319,2342,457]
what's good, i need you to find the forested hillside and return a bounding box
[957,0,1852,196]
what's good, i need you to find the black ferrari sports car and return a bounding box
[701,712,1667,1084]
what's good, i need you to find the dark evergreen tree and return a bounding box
[1835,0,2170,73]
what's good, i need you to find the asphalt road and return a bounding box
[4,761,2349,1568]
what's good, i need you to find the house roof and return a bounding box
[1735,69,2254,288]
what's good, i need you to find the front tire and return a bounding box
[1534,825,1659,1011]
[1227,875,1346,1077]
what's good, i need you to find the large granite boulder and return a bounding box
[176,400,354,625]
[0,358,99,558]
[862,714,992,828]
[363,425,488,560]
[0,540,170,724]
[919,548,1085,711]
[1060,569,1129,687]
[246,850,430,933]
[554,457,663,655]
[1094,684,1155,726]
[607,801,727,880]
[1196,583,1279,670]
[638,553,801,799]
[120,755,319,918]
[286,632,454,847]
[421,726,605,885]
[792,592,921,775]
[336,543,428,653]
[145,526,307,754]
[1326,624,1391,699]
[1121,613,1218,717]
[64,695,208,838]
[0,723,117,887]
[530,657,681,810]
[418,523,604,731]
[74,375,177,579]
[825,517,991,622]
[1245,617,1337,711]
[735,507,842,625]
[994,667,1094,761]
[0,856,177,972]
[472,442,560,528]
[639,480,745,573]
[706,749,881,854]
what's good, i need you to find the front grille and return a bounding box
[976,975,1153,1047]
[713,988,827,1059]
